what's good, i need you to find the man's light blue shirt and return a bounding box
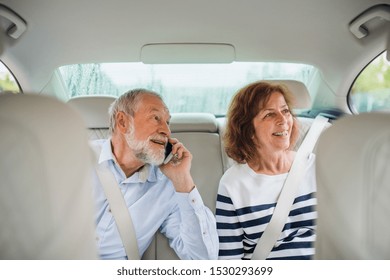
[91,139,218,260]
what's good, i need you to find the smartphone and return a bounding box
[163,141,173,164]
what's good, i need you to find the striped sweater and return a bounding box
[216,154,317,260]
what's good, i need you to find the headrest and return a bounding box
[67,95,116,128]
[170,113,218,133]
[0,93,97,259]
[264,79,312,109]
[315,112,390,259]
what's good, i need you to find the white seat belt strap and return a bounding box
[252,115,329,259]
[92,144,140,260]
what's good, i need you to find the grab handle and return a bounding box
[349,4,390,39]
[0,4,27,39]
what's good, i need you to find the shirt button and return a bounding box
[108,208,112,213]
[191,199,196,203]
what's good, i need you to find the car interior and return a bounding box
[66,80,324,260]
[0,0,389,260]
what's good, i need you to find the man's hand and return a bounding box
[160,138,195,193]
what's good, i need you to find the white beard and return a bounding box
[124,124,165,166]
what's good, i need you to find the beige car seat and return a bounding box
[315,112,390,259]
[0,93,98,259]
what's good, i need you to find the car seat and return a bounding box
[315,112,390,259]
[0,93,98,259]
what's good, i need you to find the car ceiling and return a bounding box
[0,0,388,95]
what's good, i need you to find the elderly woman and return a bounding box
[216,81,316,260]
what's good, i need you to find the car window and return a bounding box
[58,62,316,116]
[0,61,20,93]
[349,51,390,113]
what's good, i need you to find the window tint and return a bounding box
[0,61,20,93]
[59,62,315,115]
[349,52,390,113]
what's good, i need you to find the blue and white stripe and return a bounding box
[216,155,317,260]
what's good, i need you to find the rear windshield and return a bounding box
[59,62,316,115]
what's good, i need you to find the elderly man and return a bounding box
[90,88,218,260]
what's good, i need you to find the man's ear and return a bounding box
[116,111,130,134]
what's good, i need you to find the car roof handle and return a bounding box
[349,4,390,39]
[0,4,27,39]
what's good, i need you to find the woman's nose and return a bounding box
[276,112,287,125]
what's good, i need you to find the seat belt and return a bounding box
[251,115,329,260]
[92,143,140,260]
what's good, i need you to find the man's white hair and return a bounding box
[108,88,163,135]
